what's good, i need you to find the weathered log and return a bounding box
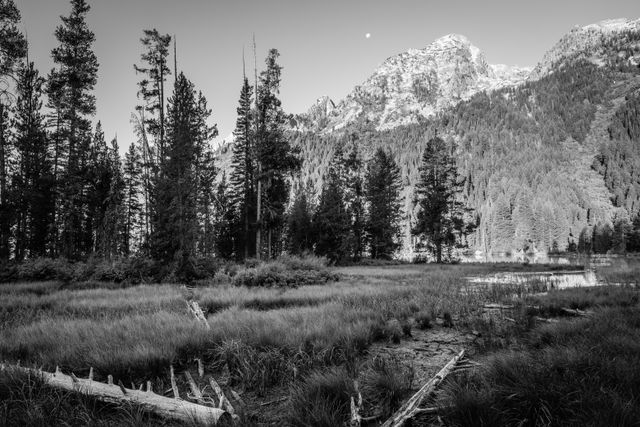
[381,349,466,427]
[184,371,204,403]
[209,377,235,415]
[187,301,211,329]
[483,303,514,310]
[561,307,591,317]
[170,365,180,399]
[5,365,231,425]
[350,380,363,427]
[196,358,205,378]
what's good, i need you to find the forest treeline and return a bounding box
[293,36,640,255]
[1,0,476,281]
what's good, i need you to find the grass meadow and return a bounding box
[0,259,639,426]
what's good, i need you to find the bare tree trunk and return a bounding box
[0,103,9,260]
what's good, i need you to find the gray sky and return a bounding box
[17,0,640,148]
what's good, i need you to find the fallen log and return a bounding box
[1,364,231,426]
[483,303,514,310]
[209,377,235,415]
[381,349,465,427]
[560,307,591,317]
[187,301,211,329]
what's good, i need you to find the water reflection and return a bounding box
[462,253,640,270]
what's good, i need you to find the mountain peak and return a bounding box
[300,33,528,133]
[582,18,640,33]
[432,33,472,46]
[531,17,640,79]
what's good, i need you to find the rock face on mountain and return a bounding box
[293,34,530,133]
[530,18,640,79]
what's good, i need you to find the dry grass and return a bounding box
[1,261,617,426]
[441,306,640,426]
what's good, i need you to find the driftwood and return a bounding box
[209,377,235,415]
[560,307,591,317]
[187,301,211,329]
[483,303,514,310]
[170,365,180,399]
[0,364,231,426]
[184,371,205,403]
[381,349,466,427]
[350,380,363,427]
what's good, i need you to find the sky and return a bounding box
[17,0,640,149]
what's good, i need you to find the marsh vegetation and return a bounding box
[1,258,638,426]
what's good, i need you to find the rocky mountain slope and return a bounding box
[530,18,640,79]
[292,34,530,133]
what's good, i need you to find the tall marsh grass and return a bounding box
[441,307,640,426]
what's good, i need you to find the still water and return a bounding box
[464,254,640,291]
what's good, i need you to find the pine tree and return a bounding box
[313,167,350,264]
[0,0,26,259]
[229,77,255,259]
[365,148,402,259]
[12,61,54,259]
[97,138,125,258]
[134,29,171,163]
[122,142,142,255]
[0,100,12,260]
[85,122,112,254]
[214,173,235,259]
[193,91,218,257]
[133,29,172,252]
[150,72,201,279]
[341,140,366,261]
[412,136,474,263]
[256,49,300,259]
[48,0,98,260]
[0,0,26,77]
[287,188,312,255]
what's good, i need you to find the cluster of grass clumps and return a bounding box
[0,368,178,427]
[441,306,640,426]
[523,285,640,317]
[360,356,414,418]
[232,255,338,288]
[288,367,357,427]
[0,256,236,285]
[415,310,433,330]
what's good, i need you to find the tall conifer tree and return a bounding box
[256,49,300,258]
[412,136,474,262]
[48,0,98,259]
[229,77,255,259]
[312,166,351,264]
[150,73,206,279]
[0,0,26,259]
[122,142,142,255]
[365,148,402,259]
[13,61,54,259]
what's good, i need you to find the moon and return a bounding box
[365,33,371,39]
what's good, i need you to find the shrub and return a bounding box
[16,258,74,282]
[288,367,356,427]
[382,319,403,344]
[443,311,454,328]
[279,254,329,271]
[232,258,338,288]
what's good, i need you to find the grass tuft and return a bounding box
[288,367,356,427]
